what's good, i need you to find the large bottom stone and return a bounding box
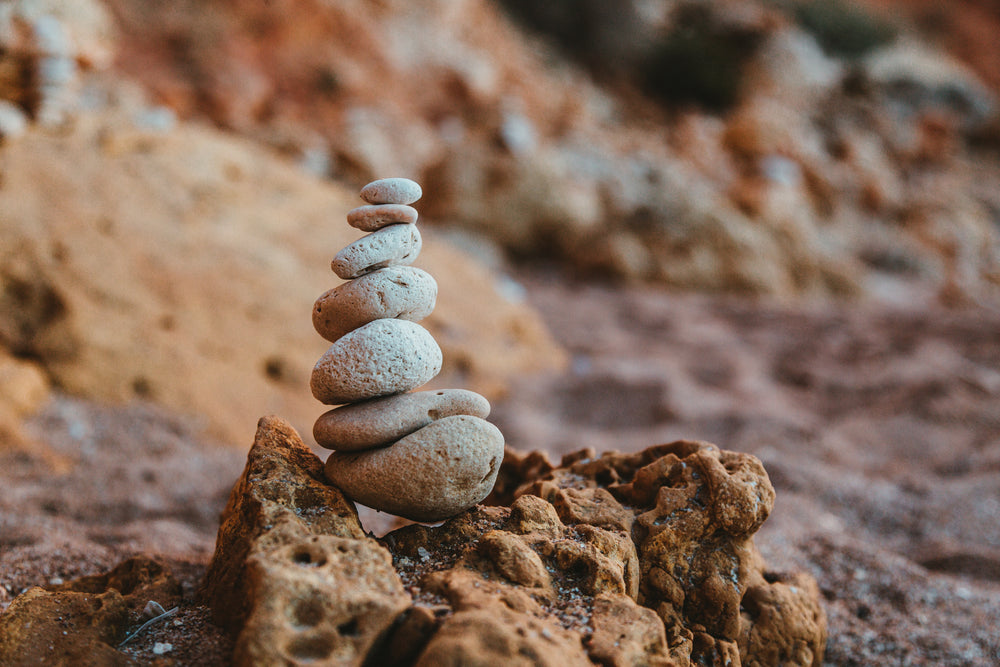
[324,415,504,522]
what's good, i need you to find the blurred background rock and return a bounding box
[97,0,1000,300]
[4,0,997,442]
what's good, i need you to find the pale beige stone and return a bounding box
[332,224,422,280]
[313,388,490,450]
[360,178,422,205]
[310,319,442,405]
[347,204,418,232]
[312,266,437,343]
[324,415,504,522]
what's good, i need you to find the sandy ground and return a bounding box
[2,271,999,664]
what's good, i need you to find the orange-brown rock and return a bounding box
[496,442,825,665]
[203,416,412,665]
[202,417,366,631]
[236,536,410,666]
[511,443,785,656]
[204,416,826,666]
[414,606,592,667]
[588,592,674,667]
[0,556,180,665]
[0,587,130,665]
[738,571,827,666]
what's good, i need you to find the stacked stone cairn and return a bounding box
[311,178,505,522]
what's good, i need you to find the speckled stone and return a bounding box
[314,389,491,450]
[360,178,422,206]
[310,319,442,405]
[347,204,418,232]
[313,267,437,343]
[324,415,505,522]
[332,224,422,280]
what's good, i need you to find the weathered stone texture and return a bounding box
[202,417,826,666]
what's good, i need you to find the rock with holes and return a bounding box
[501,441,826,665]
[314,388,490,451]
[310,319,443,405]
[312,266,437,343]
[204,417,413,665]
[332,223,422,279]
[237,536,410,666]
[203,417,824,665]
[325,415,504,522]
[202,417,367,636]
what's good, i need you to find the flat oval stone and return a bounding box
[360,178,422,205]
[311,319,442,405]
[314,389,491,450]
[324,415,505,522]
[347,204,418,232]
[332,224,421,279]
[313,267,437,343]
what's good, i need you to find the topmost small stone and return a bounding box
[360,178,422,205]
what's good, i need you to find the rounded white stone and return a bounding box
[324,415,505,522]
[314,389,491,450]
[332,224,422,280]
[360,178,422,205]
[313,267,437,343]
[347,204,418,232]
[310,319,442,405]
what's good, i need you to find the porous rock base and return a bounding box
[202,416,825,666]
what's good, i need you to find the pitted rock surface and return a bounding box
[502,442,826,665]
[201,416,367,637]
[236,536,409,666]
[0,589,130,664]
[205,417,825,666]
[203,417,407,666]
